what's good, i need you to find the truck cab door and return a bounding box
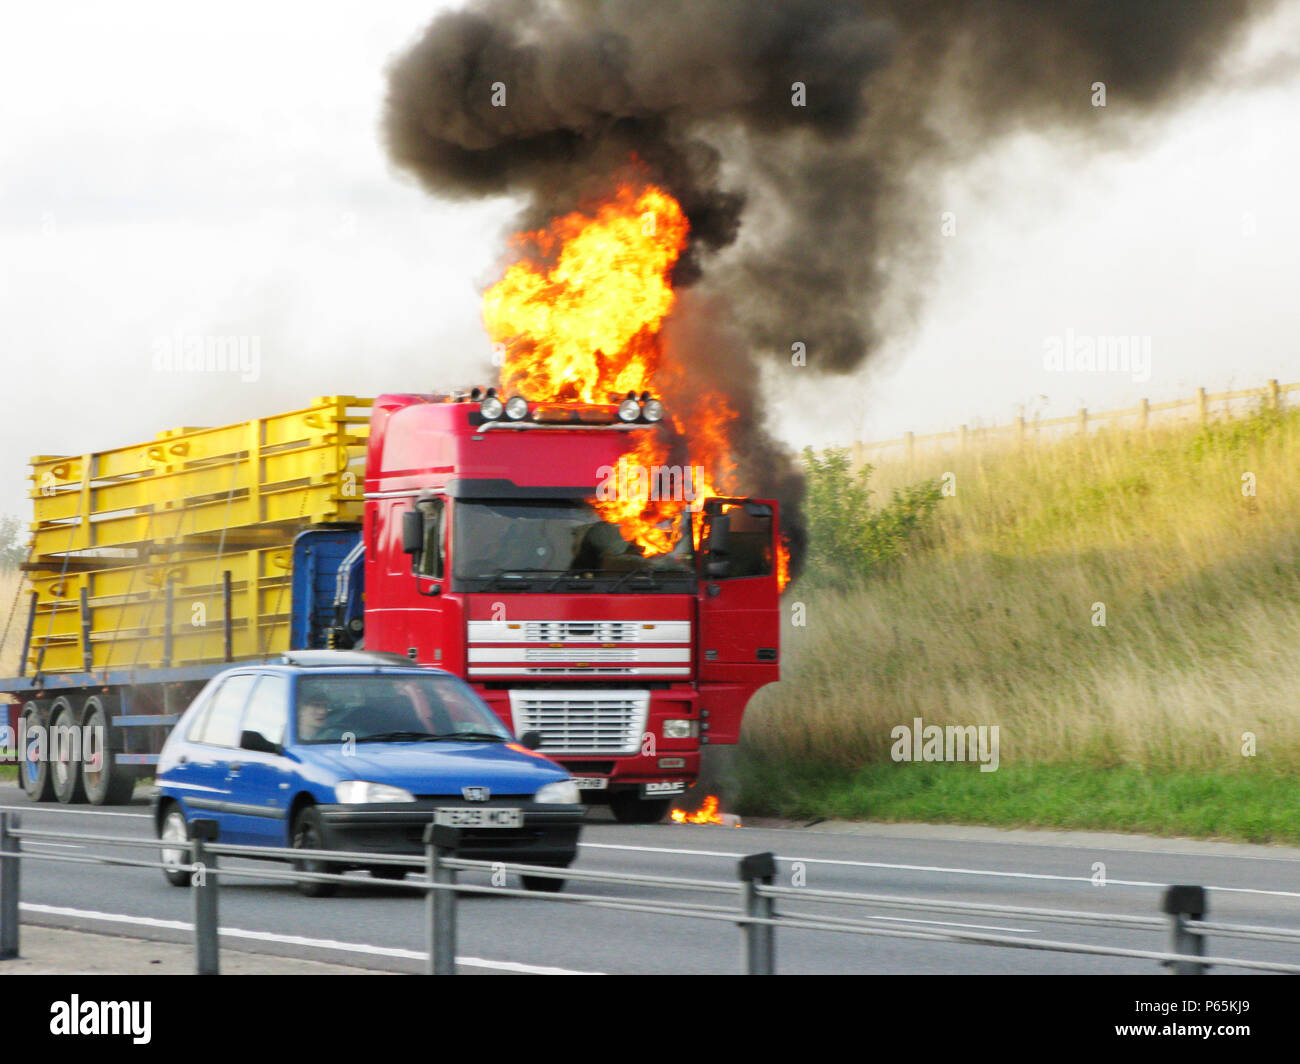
[695,498,780,743]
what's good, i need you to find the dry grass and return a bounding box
[0,567,28,679]
[748,405,1300,773]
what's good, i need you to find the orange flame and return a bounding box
[670,795,738,826]
[482,178,787,591]
[483,183,687,404]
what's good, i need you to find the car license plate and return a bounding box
[434,807,522,828]
[572,777,608,791]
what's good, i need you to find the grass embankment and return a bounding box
[739,406,1300,842]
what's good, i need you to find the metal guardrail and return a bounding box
[2,811,1299,975]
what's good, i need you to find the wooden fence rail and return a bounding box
[851,379,1295,466]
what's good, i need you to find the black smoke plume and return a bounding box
[383,0,1278,579]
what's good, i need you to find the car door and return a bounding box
[183,673,258,837]
[224,674,295,845]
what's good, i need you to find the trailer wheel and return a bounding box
[609,793,670,825]
[19,701,53,803]
[81,695,135,806]
[50,699,87,805]
[159,805,191,887]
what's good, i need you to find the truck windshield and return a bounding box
[452,499,695,593]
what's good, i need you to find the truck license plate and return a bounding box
[434,807,522,828]
[572,777,608,791]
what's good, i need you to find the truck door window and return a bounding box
[703,504,773,579]
[415,499,446,580]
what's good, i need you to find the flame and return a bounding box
[484,183,687,404]
[670,794,738,826]
[482,176,787,592]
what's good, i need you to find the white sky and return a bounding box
[1,0,1298,520]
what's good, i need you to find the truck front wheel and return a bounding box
[609,793,670,825]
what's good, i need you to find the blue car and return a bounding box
[153,651,583,895]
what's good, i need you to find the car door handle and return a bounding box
[227,763,242,775]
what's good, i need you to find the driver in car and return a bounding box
[297,698,348,742]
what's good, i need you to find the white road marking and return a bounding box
[580,841,1300,901]
[19,902,601,975]
[0,803,149,819]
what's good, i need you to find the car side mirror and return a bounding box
[520,730,543,751]
[240,730,282,755]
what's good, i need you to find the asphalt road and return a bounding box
[4,783,1299,975]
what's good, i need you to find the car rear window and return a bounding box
[192,674,256,748]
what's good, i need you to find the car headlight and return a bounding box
[662,718,697,739]
[534,779,580,804]
[335,781,416,804]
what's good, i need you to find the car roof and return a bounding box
[213,651,451,678]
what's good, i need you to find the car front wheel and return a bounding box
[291,806,339,898]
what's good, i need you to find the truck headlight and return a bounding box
[335,781,416,804]
[662,719,697,739]
[534,780,581,804]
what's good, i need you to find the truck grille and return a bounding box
[508,689,650,756]
[468,620,690,644]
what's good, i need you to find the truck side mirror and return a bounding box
[402,509,424,555]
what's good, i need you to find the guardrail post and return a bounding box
[425,824,461,976]
[190,819,219,975]
[1162,885,1207,975]
[0,813,20,959]
[738,852,777,975]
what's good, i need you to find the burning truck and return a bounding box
[0,182,787,823]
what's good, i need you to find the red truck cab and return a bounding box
[360,393,780,822]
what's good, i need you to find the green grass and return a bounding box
[737,404,1300,843]
[735,760,1300,844]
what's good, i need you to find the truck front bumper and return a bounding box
[315,801,585,867]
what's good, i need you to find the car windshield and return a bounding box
[293,674,514,745]
[453,499,695,592]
